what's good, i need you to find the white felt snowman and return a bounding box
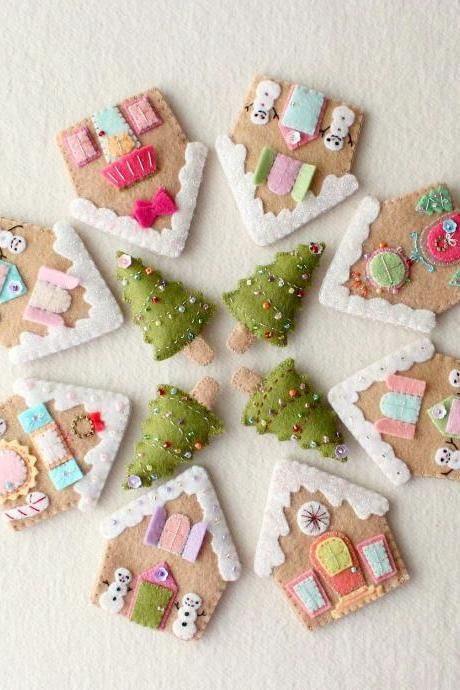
[99,567,132,614]
[323,105,355,151]
[172,592,202,640]
[249,80,281,126]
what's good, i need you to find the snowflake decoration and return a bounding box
[297,501,330,536]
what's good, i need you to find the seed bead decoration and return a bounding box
[71,414,96,439]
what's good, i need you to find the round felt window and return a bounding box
[367,249,408,289]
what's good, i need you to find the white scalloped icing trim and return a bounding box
[319,196,436,333]
[328,338,435,486]
[9,222,123,364]
[13,378,130,511]
[100,465,241,582]
[69,141,207,258]
[254,459,389,578]
[215,134,358,246]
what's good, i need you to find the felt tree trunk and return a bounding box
[231,358,348,461]
[223,243,324,352]
[116,253,215,363]
[124,377,223,488]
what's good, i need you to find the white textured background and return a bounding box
[1,1,459,688]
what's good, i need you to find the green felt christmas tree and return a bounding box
[416,186,453,215]
[223,243,324,353]
[232,358,347,461]
[125,380,224,488]
[116,253,215,363]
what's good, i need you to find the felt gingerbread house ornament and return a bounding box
[0,218,122,363]
[57,88,207,258]
[223,242,324,353]
[116,253,215,365]
[0,379,130,530]
[125,377,223,488]
[329,338,460,485]
[320,184,460,332]
[255,460,409,630]
[216,75,363,246]
[231,359,348,461]
[94,465,241,641]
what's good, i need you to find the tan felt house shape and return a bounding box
[320,184,460,332]
[93,466,241,641]
[329,338,460,485]
[57,88,207,258]
[255,460,408,630]
[0,379,130,530]
[0,218,122,363]
[216,75,363,246]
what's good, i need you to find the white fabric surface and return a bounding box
[0,1,458,688]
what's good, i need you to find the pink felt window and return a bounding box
[357,534,397,584]
[158,513,191,554]
[65,127,100,167]
[285,570,331,618]
[267,154,302,195]
[122,96,162,135]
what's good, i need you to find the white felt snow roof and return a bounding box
[254,459,389,578]
[100,465,241,582]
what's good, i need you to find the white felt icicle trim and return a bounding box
[319,196,437,333]
[327,338,435,485]
[100,466,241,582]
[254,459,390,578]
[215,134,358,246]
[9,222,123,363]
[13,378,130,511]
[69,142,207,258]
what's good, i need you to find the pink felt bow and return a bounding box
[132,187,178,229]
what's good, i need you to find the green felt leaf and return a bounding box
[223,244,324,347]
[124,385,224,488]
[416,186,453,215]
[241,358,346,460]
[116,253,215,360]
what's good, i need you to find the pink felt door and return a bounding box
[158,513,191,554]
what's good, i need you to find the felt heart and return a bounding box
[421,212,460,265]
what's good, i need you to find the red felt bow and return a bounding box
[88,411,106,432]
[132,187,178,229]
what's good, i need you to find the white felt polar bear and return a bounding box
[172,592,202,640]
[99,567,132,614]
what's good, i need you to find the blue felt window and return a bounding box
[18,403,53,433]
[293,574,327,613]
[48,458,83,491]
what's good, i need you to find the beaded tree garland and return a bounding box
[223,243,324,353]
[232,358,348,461]
[116,253,215,364]
[125,380,224,488]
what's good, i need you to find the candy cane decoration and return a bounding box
[3,491,49,521]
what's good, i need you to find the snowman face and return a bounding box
[114,567,132,585]
[448,369,460,388]
[182,593,202,610]
[324,133,344,151]
[434,447,460,470]
[9,235,27,254]
[250,108,270,125]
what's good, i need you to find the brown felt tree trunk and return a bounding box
[183,335,214,365]
[227,322,255,354]
[190,377,220,410]
[231,367,262,395]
